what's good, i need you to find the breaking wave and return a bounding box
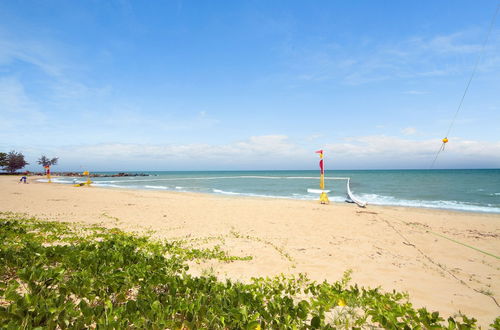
[359,193,500,213]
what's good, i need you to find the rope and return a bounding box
[428,230,500,260]
[430,3,500,169]
[430,141,447,169]
[379,213,500,308]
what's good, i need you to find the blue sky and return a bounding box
[1,0,499,171]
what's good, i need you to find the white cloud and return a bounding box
[23,135,302,169]
[401,127,417,135]
[325,135,436,158]
[325,135,500,160]
[62,135,302,161]
[17,135,500,171]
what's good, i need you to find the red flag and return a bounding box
[315,150,323,154]
[319,159,324,174]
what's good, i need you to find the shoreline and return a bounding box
[36,175,500,215]
[1,175,499,326]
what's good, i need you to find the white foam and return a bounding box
[144,185,169,190]
[359,193,500,213]
[212,188,240,195]
[84,175,336,184]
[91,180,121,183]
[212,188,315,200]
[92,183,141,189]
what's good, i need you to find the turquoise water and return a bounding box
[49,169,500,213]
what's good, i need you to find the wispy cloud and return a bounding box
[403,90,427,95]
[409,32,483,55]
[401,127,417,136]
[0,31,107,106]
[0,37,63,77]
[305,134,324,141]
[0,76,46,132]
[282,28,500,86]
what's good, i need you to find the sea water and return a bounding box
[49,169,500,213]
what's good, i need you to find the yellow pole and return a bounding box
[318,151,329,204]
[319,152,325,190]
[46,166,51,183]
[83,171,92,186]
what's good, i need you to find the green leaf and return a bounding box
[151,300,161,312]
[246,320,260,330]
[297,300,309,320]
[311,315,321,328]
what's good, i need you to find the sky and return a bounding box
[1,0,499,171]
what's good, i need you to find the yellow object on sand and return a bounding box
[320,192,329,204]
[73,170,92,187]
[73,180,92,187]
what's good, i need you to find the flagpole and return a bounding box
[319,153,323,190]
[321,152,325,190]
[318,150,329,204]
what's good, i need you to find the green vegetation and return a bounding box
[0,212,488,328]
[0,152,7,168]
[0,151,28,173]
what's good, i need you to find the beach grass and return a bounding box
[0,212,491,329]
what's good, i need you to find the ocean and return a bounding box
[47,169,500,214]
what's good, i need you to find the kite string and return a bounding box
[430,141,446,169]
[446,3,500,138]
[430,3,500,169]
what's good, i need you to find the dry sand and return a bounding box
[1,175,499,326]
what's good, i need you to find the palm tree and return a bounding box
[37,155,58,168]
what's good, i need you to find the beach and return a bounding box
[1,175,499,326]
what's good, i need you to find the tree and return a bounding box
[0,152,7,167]
[2,151,29,173]
[37,155,58,168]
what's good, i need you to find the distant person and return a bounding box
[19,176,27,184]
